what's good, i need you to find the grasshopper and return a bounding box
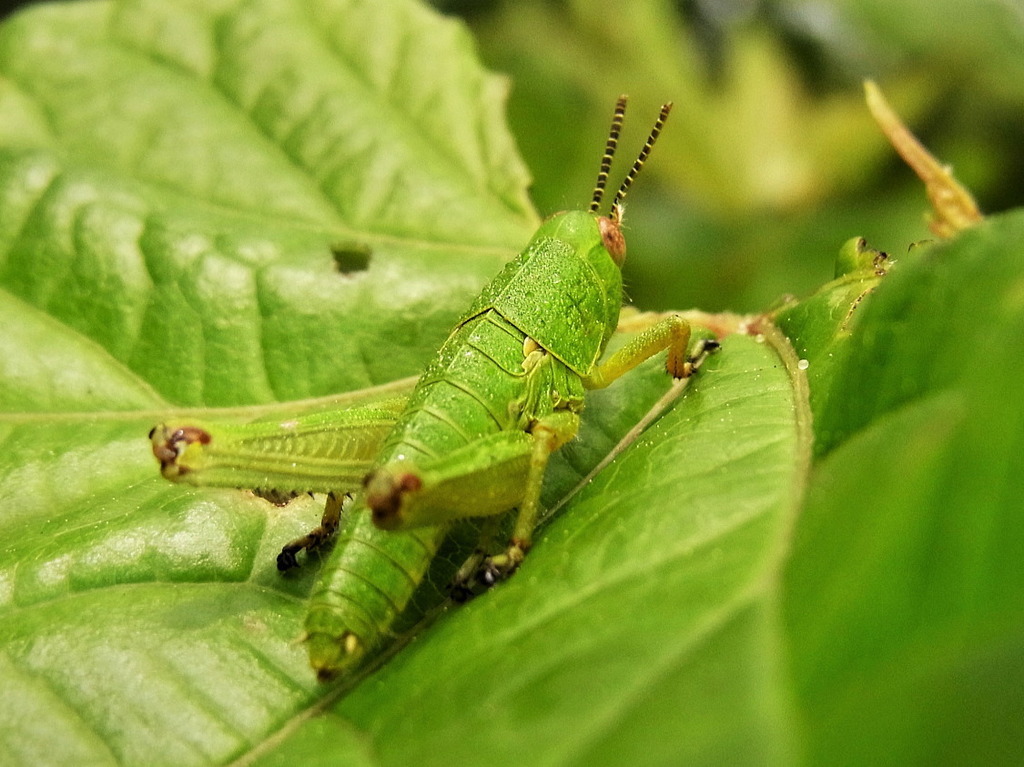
[151,97,716,681]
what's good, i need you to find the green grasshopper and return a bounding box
[150,96,716,681]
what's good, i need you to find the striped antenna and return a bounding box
[610,102,673,218]
[589,95,629,213]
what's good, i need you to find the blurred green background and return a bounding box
[432,0,1024,313]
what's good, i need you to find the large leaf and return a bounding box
[0,0,535,410]
[326,333,807,766]
[15,1,1020,765]
[0,333,807,767]
[781,211,1024,765]
[0,2,810,765]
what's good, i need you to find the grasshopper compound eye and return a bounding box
[588,96,673,268]
[598,215,626,265]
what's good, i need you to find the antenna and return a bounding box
[610,101,673,220]
[589,95,628,214]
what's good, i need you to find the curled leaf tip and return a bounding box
[864,80,983,238]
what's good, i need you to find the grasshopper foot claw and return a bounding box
[684,338,720,376]
[277,547,301,572]
[449,543,528,600]
[481,543,527,585]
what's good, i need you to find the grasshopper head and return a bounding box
[534,209,627,304]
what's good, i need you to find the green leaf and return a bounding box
[323,334,807,766]
[0,339,807,767]
[781,211,1024,764]
[15,0,1021,765]
[773,234,890,455]
[0,2,811,765]
[0,0,535,409]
